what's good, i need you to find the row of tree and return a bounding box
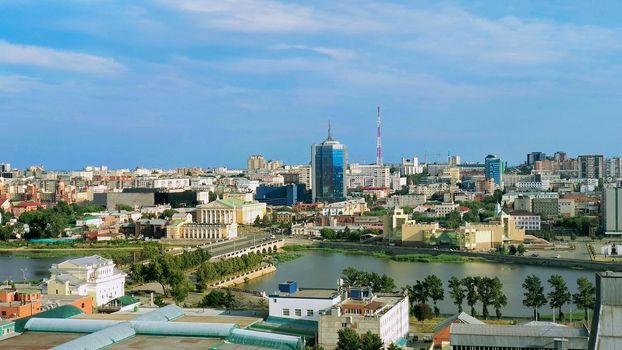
[196,252,264,286]
[522,275,594,321]
[130,247,212,302]
[336,328,400,350]
[320,227,382,242]
[14,202,105,239]
[406,274,595,322]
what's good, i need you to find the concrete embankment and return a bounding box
[208,265,277,288]
[317,241,622,272]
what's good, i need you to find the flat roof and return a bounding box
[269,288,339,299]
[73,313,261,328]
[0,332,82,350]
[106,335,221,350]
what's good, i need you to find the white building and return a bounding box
[153,178,191,189]
[319,290,409,349]
[321,198,368,216]
[46,256,126,306]
[348,164,390,189]
[508,211,541,231]
[401,157,424,175]
[268,281,341,322]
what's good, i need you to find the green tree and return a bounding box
[159,209,178,220]
[320,228,337,239]
[516,244,526,255]
[490,277,507,319]
[115,204,134,211]
[336,328,361,350]
[360,331,383,350]
[522,275,548,320]
[448,277,465,313]
[462,210,480,223]
[413,303,434,322]
[573,277,595,321]
[386,343,401,350]
[424,275,444,317]
[548,274,572,322]
[508,245,517,255]
[200,289,235,308]
[444,211,462,229]
[476,277,495,319]
[170,278,191,303]
[463,277,480,316]
[208,191,218,202]
[406,280,428,305]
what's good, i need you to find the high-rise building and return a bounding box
[247,155,266,171]
[348,163,390,189]
[553,151,567,162]
[484,155,504,188]
[527,152,546,166]
[604,185,622,234]
[578,155,604,179]
[312,124,347,203]
[448,155,461,166]
[605,157,622,179]
[0,163,10,173]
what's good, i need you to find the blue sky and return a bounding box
[1,0,622,170]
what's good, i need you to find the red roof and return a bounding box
[0,198,9,206]
[14,202,43,208]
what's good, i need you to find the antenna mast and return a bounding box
[376,105,383,165]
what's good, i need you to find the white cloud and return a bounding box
[0,40,124,74]
[271,44,358,60]
[0,75,43,93]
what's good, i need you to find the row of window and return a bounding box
[282,308,314,317]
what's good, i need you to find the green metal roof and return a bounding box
[14,305,84,332]
[117,295,139,306]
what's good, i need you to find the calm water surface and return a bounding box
[0,252,80,282]
[243,251,595,317]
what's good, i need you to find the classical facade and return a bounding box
[46,256,126,307]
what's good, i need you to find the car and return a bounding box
[423,335,432,342]
[555,254,561,258]
[531,253,539,257]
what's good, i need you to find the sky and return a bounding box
[2,0,622,170]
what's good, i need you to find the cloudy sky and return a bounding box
[2,0,622,169]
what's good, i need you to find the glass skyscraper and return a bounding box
[485,154,504,188]
[312,125,347,203]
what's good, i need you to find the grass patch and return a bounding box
[269,252,303,264]
[283,245,486,263]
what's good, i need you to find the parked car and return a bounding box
[531,253,539,257]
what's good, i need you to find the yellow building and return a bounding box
[457,214,525,251]
[383,207,440,246]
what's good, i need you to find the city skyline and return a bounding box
[2,1,622,169]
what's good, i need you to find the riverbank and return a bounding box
[283,245,488,263]
[318,241,622,272]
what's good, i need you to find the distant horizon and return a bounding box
[2,1,622,169]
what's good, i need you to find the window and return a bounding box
[295,309,301,316]
[307,309,314,316]
[282,308,290,316]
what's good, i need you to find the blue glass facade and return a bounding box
[255,184,306,206]
[312,136,347,203]
[485,155,504,187]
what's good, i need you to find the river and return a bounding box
[0,252,80,282]
[242,251,595,318]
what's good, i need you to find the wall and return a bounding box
[269,294,340,322]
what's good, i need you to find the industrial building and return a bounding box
[1,304,304,350]
[268,281,341,322]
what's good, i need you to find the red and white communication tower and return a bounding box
[376,105,383,166]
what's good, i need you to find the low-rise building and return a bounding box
[268,281,341,322]
[321,199,367,216]
[46,255,126,307]
[0,320,15,338]
[0,288,42,319]
[385,194,427,208]
[433,312,484,348]
[457,214,525,251]
[450,321,588,349]
[318,290,409,349]
[508,210,541,231]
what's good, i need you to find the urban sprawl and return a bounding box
[0,126,620,349]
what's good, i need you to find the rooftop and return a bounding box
[269,288,339,299]
[60,255,111,267]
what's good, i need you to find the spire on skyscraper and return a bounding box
[376,105,383,165]
[326,120,334,142]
